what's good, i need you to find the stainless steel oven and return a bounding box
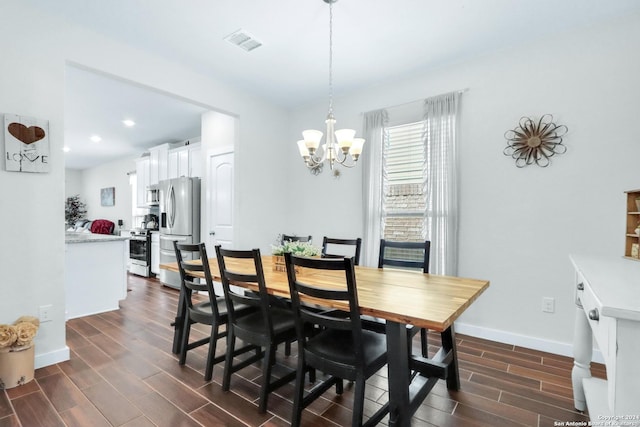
[129,230,151,277]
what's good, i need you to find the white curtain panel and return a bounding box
[423,92,461,276]
[361,109,388,267]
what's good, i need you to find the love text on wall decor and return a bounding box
[4,114,50,173]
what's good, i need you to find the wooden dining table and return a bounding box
[161,255,489,427]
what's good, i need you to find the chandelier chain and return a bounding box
[328,0,333,114]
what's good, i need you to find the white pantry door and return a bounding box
[207,150,234,251]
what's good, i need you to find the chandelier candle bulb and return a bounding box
[303,130,322,144]
[297,141,310,157]
[336,128,355,152]
[350,138,365,158]
[335,129,355,142]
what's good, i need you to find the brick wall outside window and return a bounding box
[383,182,425,243]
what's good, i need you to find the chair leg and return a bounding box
[420,328,428,357]
[270,345,276,366]
[352,374,366,427]
[335,378,343,395]
[258,345,274,413]
[222,328,235,391]
[291,356,307,427]
[204,325,218,382]
[178,317,191,365]
[285,340,291,356]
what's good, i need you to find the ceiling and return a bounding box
[33,0,640,170]
[64,66,209,170]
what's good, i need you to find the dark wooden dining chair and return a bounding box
[279,233,312,356]
[284,253,389,427]
[281,234,312,244]
[321,236,362,265]
[173,242,256,381]
[378,239,431,357]
[214,245,299,413]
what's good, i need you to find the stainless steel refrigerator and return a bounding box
[159,176,201,289]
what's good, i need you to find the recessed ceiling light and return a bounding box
[122,119,136,127]
[63,146,71,152]
[90,135,102,143]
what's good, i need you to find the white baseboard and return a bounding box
[35,346,70,369]
[31,325,604,370]
[455,322,604,364]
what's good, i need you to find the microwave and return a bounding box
[146,186,160,205]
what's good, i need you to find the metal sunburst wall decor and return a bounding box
[503,114,568,168]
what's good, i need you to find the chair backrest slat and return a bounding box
[281,234,312,244]
[321,236,362,265]
[174,241,220,317]
[378,239,430,273]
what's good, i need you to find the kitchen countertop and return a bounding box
[65,232,129,243]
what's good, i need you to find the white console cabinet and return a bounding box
[571,254,640,422]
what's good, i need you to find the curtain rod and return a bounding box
[363,87,469,114]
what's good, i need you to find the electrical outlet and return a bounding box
[39,304,53,322]
[542,297,555,313]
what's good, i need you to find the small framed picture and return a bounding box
[101,187,115,206]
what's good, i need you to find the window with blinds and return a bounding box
[382,121,426,243]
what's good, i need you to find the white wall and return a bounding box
[65,169,83,200]
[287,13,640,355]
[79,158,135,231]
[0,2,289,368]
[0,4,68,367]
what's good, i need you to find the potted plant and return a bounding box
[65,195,87,227]
[271,238,321,272]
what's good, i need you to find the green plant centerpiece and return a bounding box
[271,238,321,272]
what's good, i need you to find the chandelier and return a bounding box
[296,0,365,175]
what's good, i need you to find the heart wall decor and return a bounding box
[4,114,50,173]
[8,122,46,145]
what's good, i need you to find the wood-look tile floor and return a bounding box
[0,274,605,427]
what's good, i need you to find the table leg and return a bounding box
[441,324,460,390]
[571,306,592,412]
[386,320,411,427]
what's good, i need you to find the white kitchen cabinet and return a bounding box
[135,156,150,208]
[189,143,201,177]
[151,231,160,275]
[148,143,169,186]
[167,141,201,178]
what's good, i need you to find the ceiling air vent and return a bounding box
[224,29,263,52]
